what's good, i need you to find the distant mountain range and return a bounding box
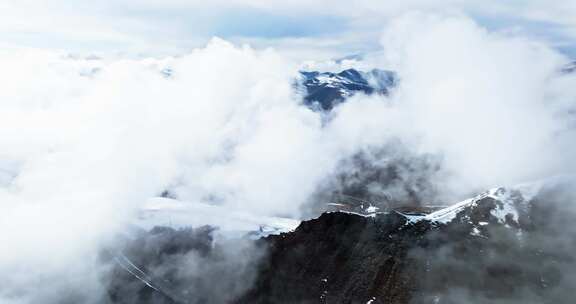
[299,68,397,111]
[299,62,576,112]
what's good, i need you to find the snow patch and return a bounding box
[365,205,379,213]
[424,196,481,224]
[423,183,537,225]
[135,197,300,238]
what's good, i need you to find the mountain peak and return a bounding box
[299,68,397,111]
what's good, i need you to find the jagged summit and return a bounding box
[422,186,533,226]
[325,183,538,232]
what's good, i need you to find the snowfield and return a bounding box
[135,197,301,238]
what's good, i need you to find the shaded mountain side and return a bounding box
[236,212,424,304]
[104,181,576,304]
[238,184,576,304]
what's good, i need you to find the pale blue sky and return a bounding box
[1,0,575,59]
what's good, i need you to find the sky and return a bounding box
[2,0,576,60]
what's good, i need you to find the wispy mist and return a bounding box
[0,12,575,303]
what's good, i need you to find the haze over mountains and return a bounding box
[2,11,576,304]
[100,62,576,303]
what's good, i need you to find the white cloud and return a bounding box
[377,12,576,194]
[1,0,575,57]
[1,11,576,303]
[0,39,318,301]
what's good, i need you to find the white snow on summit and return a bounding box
[424,184,539,225]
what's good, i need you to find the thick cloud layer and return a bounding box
[0,39,328,302]
[380,13,576,196]
[1,13,575,303]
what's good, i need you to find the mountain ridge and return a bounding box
[299,68,397,111]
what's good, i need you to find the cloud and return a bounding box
[381,13,576,192]
[301,12,576,207]
[1,0,575,58]
[0,39,321,302]
[1,11,576,303]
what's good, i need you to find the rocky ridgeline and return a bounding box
[106,180,576,303]
[239,181,576,303]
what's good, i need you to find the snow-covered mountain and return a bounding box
[299,68,397,111]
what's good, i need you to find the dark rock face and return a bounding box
[411,185,576,304]
[237,212,423,304]
[105,183,576,304]
[239,185,576,304]
[300,68,396,111]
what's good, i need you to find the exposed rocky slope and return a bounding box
[238,182,576,304]
[105,180,576,303]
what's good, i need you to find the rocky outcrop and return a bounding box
[239,183,576,303]
[106,181,576,304]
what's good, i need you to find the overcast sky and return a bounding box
[2,0,576,59]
